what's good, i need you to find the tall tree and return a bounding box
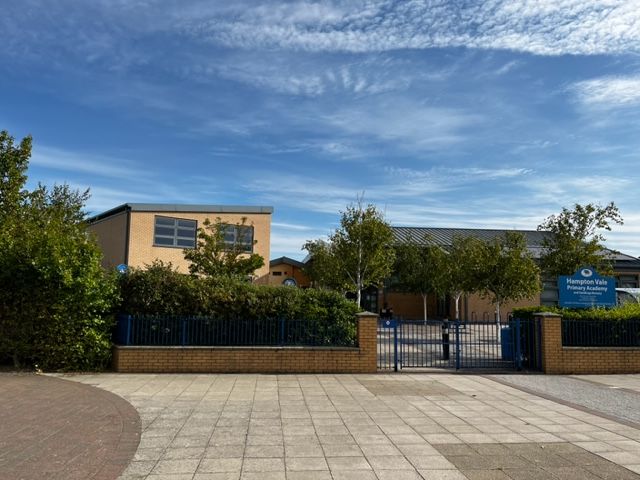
[302,239,349,292]
[0,130,118,370]
[393,235,448,322]
[474,232,541,325]
[0,130,31,226]
[304,199,395,308]
[537,202,623,277]
[444,235,485,321]
[184,217,265,279]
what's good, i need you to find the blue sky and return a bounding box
[2,1,640,260]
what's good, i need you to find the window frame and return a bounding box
[153,215,198,249]
[220,223,255,253]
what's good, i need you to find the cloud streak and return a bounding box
[572,75,640,108]
[194,0,640,56]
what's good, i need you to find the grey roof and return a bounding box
[391,226,640,267]
[270,256,305,268]
[88,203,273,222]
[392,226,551,247]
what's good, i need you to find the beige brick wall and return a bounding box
[88,211,128,269]
[112,314,378,374]
[127,211,271,281]
[268,264,310,287]
[539,313,640,374]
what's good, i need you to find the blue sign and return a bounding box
[558,267,616,308]
[116,264,129,274]
[382,319,397,328]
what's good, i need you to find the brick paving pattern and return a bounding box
[0,373,140,480]
[65,373,640,479]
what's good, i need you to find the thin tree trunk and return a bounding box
[422,293,428,324]
[455,292,461,321]
[495,301,501,326]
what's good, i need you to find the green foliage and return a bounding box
[538,202,623,277]
[473,232,541,323]
[304,199,395,307]
[184,217,265,279]
[119,263,360,345]
[513,303,640,321]
[392,235,448,321]
[443,235,486,320]
[0,130,118,370]
[302,239,349,291]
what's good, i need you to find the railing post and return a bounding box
[455,320,461,370]
[126,315,132,346]
[279,317,285,346]
[181,318,187,346]
[514,318,522,371]
[393,324,399,372]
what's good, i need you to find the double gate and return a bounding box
[378,318,542,371]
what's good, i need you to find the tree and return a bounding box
[473,232,541,325]
[392,235,449,322]
[443,235,485,321]
[184,217,265,279]
[538,202,623,277]
[0,130,118,370]
[304,199,395,308]
[302,239,350,292]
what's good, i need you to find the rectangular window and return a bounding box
[154,216,197,248]
[272,271,282,276]
[220,224,254,252]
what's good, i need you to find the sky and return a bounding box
[1,0,640,260]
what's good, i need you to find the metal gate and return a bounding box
[378,318,541,371]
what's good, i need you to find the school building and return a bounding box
[87,203,273,282]
[383,227,640,321]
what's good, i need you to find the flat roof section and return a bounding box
[88,203,274,223]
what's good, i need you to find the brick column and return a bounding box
[535,312,563,374]
[356,312,379,373]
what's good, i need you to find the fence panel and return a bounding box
[116,315,357,348]
[562,319,640,347]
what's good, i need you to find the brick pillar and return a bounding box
[356,312,379,373]
[535,312,563,374]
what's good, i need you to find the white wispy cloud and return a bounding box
[192,0,640,56]
[30,146,148,179]
[572,75,640,108]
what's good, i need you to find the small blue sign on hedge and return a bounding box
[558,267,616,308]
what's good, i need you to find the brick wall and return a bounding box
[112,313,378,374]
[538,313,640,374]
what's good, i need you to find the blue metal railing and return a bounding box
[562,319,640,347]
[114,314,357,348]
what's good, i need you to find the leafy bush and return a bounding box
[512,303,640,321]
[118,262,360,345]
[0,131,119,371]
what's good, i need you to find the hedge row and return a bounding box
[118,262,360,345]
[512,303,640,321]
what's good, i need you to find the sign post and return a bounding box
[558,267,616,308]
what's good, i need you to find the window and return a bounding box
[154,216,197,248]
[272,271,283,276]
[616,275,639,288]
[220,224,254,252]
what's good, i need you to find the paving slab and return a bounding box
[63,373,640,479]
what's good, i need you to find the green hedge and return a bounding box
[512,303,640,321]
[118,262,361,345]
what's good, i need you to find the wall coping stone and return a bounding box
[114,345,360,352]
[534,312,563,318]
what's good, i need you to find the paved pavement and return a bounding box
[491,374,640,426]
[0,373,140,480]
[64,373,640,480]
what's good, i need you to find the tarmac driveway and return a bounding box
[63,373,640,480]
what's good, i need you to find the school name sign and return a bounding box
[558,267,616,308]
